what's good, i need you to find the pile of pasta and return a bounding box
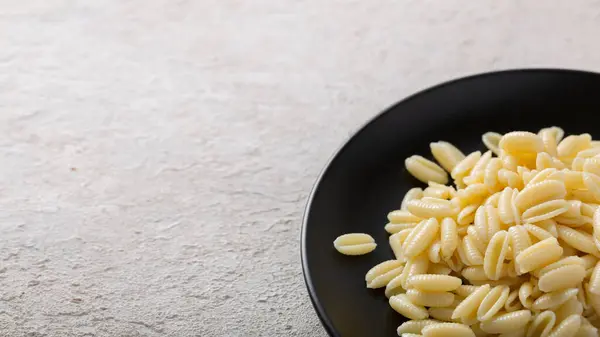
[334,127,600,337]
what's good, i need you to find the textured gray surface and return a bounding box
[2,1,600,336]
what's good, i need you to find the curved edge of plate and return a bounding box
[300,67,599,337]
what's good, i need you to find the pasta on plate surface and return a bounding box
[333,127,600,337]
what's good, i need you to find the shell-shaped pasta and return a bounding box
[583,172,600,202]
[452,284,491,320]
[388,210,422,224]
[385,222,418,235]
[457,204,478,226]
[583,157,600,177]
[558,134,592,159]
[407,289,455,308]
[519,281,535,309]
[516,237,563,274]
[563,170,586,190]
[498,168,523,189]
[532,288,579,311]
[480,310,532,334]
[402,187,424,210]
[536,219,559,237]
[554,297,583,323]
[515,180,567,211]
[407,199,456,219]
[465,151,493,185]
[477,285,510,321]
[499,187,521,225]
[365,260,404,289]
[389,294,429,320]
[466,226,487,253]
[557,225,598,256]
[522,199,569,223]
[500,131,544,154]
[398,253,430,288]
[423,185,454,200]
[428,307,456,322]
[456,183,489,208]
[428,263,452,275]
[333,233,376,255]
[430,141,466,173]
[406,274,462,292]
[452,151,482,181]
[537,256,585,279]
[463,236,484,266]
[538,152,566,170]
[474,204,501,243]
[528,310,556,337]
[462,266,488,281]
[538,265,586,292]
[484,230,510,280]
[527,168,564,186]
[406,155,449,184]
[440,217,459,259]
[509,225,533,260]
[428,240,442,264]
[421,322,475,337]
[505,289,523,312]
[384,274,404,298]
[587,262,600,295]
[548,314,581,337]
[389,229,412,261]
[403,218,440,258]
[524,223,554,242]
[539,127,564,156]
[483,132,502,155]
[455,285,480,297]
[397,320,440,335]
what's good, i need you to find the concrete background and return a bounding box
[1,0,600,336]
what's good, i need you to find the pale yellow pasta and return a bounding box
[522,199,569,223]
[517,281,534,309]
[516,237,563,274]
[473,204,501,243]
[477,285,510,321]
[365,260,404,289]
[406,199,456,219]
[563,170,586,190]
[406,274,462,292]
[398,253,430,288]
[406,155,449,184]
[554,297,583,323]
[457,204,478,226]
[548,314,581,337]
[498,187,521,225]
[452,284,491,321]
[538,265,586,292]
[402,187,424,210]
[532,288,579,311]
[583,172,600,201]
[536,219,559,237]
[537,152,566,170]
[455,183,489,208]
[333,233,376,255]
[461,236,484,266]
[515,179,567,211]
[539,127,563,157]
[464,151,493,186]
[451,151,481,181]
[428,263,452,275]
[423,182,455,199]
[483,132,502,155]
[466,226,487,253]
[575,324,598,337]
[389,229,411,261]
[428,307,455,322]
[407,289,455,308]
[440,217,459,259]
[430,141,465,173]
[484,230,510,280]
[388,210,422,224]
[385,222,418,235]
[403,218,440,258]
[500,131,544,155]
[396,320,440,335]
[427,240,442,263]
[421,322,475,337]
[389,294,429,320]
[557,225,599,256]
[455,285,480,297]
[505,289,523,312]
[528,310,556,337]
[480,310,532,334]
[588,261,600,295]
[583,157,600,176]
[558,134,592,160]
[537,256,585,279]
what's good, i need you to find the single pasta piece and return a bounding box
[365,260,404,289]
[430,141,465,173]
[452,284,491,321]
[539,127,563,156]
[538,264,586,292]
[333,233,376,255]
[396,319,440,335]
[482,132,502,155]
[515,237,563,274]
[402,187,424,210]
[518,281,535,309]
[406,274,462,292]
[406,155,449,184]
[583,172,600,201]
[554,297,583,323]
[451,151,481,181]
[403,218,440,258]
[547,314,581,337]
[558,134,592,160]
[477,285,510,321]
[499,131,544,155]
[440,217,459,259]
[484,230,510,280]
[479,310,532,334]
[588,261,600,295]
[406,289,455,308]
[527,310,556,337]
[389,294,429,320]
[421,322,475,337]
[514,179,566,211]
[532,288,579,311]
[406,199,456,219]
[521,199,569,223]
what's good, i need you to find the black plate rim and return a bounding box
[300,67,600,337]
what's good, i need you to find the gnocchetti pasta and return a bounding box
[332,127,600,336]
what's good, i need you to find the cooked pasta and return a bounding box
[334,127,600,336]
[333,233,376,255]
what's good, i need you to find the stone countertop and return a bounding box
[1,1,600,336]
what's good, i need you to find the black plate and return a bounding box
[301,69,600,337]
